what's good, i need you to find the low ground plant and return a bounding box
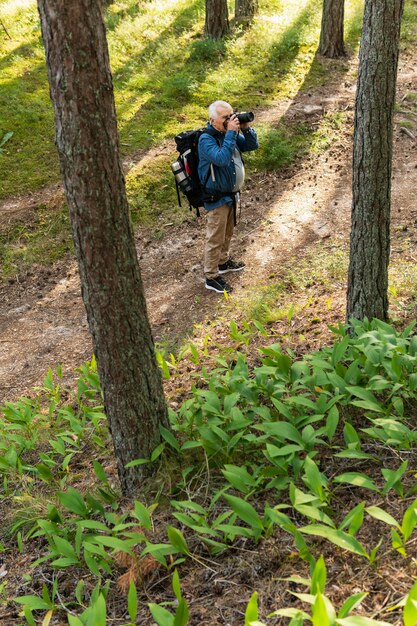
[2,318,417,622]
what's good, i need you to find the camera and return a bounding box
[235,111,254,124]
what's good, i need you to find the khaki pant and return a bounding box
[204,203,234,279]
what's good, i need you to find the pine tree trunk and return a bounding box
[36,0,168,495]
[205,0,229,38]
[318,0,346,58]
[235,0,258,24]
[347,0,404,322]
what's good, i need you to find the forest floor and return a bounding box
[1,49,417,401]
[2,45,417,626]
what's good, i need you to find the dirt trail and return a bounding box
[1,53,417,401]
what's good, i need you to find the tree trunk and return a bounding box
[346,0,404,322]
[205,0,229,38]
[318,0,346,58]
[235,0,258,24]
[36,0,168,495]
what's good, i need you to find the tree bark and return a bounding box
[235,0,258,25]
[36,0,168,495]
[318,0,346,58]
[347,0,404,322]
[205,0,229,38]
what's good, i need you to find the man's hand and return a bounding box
[227,114,240,132]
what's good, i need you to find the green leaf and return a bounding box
[92,536,133,554]
[151,442,165,462]
[172,569,182,602]
[334,473,379,492]
[311,555,326,594]
[128,581,138,622]
[68,616,84,626]
[133,501,152,530]
[366,506,400,529]
[53,536,78,560]
[224,495,264,532]
[404,579,417,626]
[149,603,175,626]
[58,487,89,516]
[160,425,180,451]
[303,457,327,499]
[125,457,150,467]
[336,617,391,626]
[91,593,106,626]
[312,591,335,626]
[338,593,368,619]
[14,595,52,610]
[174,598,189,626]
[245,592,259,626]
[92,460,108,484]
[299,525,368,558]
[167,527,190,555]
[339,503,365,536]
[401,499,417,542]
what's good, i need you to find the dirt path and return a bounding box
[1,53,417,401]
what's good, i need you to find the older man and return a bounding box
[198,100,258,293]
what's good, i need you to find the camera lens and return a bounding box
[236,111,254,124]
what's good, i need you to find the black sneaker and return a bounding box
[218,259,245,274]
[205,276,233,293]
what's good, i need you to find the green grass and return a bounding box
[1,0,417,276]
[0,0,360,200]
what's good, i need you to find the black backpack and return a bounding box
[171,127,218,216]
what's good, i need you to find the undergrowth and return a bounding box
[2,318,417,623]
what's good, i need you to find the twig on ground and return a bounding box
[0,19,11,39]
[399,126,416,142]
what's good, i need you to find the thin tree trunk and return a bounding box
[347,0,404,322]
[37,0,168,495]
[235,0,258,24]
[318,0,346,58]
[205,0,229,38]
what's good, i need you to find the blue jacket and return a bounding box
[198,123,259,211]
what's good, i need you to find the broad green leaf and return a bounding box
[133,501,152,530]
[300,525,368,558]
[339,503,365,536]
[14,596,51,610]
[336,617,391,626]
[346,387,384,412]
[53,536,78,560]
[404,579,417,626]
[167,527,190,555]
[92,536,133,554]
[128,581,138,622]
[92,460,108,483]
[160,426,180,451]
[149,603,175,626]
[401,499,417,542]
[334,473,379,492]
[245,592,259,626]
[382,461,408,494]
[338,593,368,618]
[224,495,264,532]
[172,569,182,602]
[312,591,335,626]
[58,487,88,516]
[303,456,327,499]
[366,506,399,529]
[311,555,326,594]
[151,442,165,462]
[174,598,189,626]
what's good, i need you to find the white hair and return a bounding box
[208,100,232,120]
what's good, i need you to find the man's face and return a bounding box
[211,104,233,133]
